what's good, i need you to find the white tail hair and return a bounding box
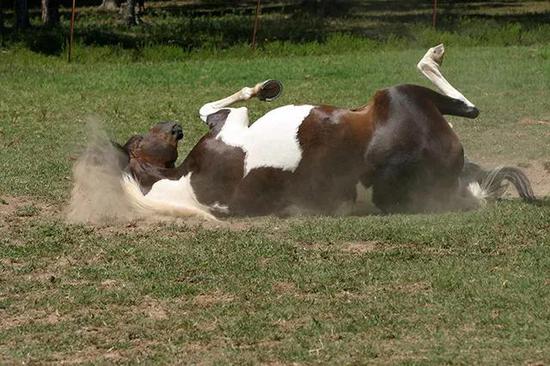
[120,174,219,221]
[467,182,489,206]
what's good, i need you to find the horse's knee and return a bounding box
[199,102,217,122]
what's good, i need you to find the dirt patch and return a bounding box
[192,290,234,307]
[0,258,24,271]
[300,242,326,251]
[0,191,289,235]
[273,317,308,332]
[50,346,125,364]
[300,241,455,258]
[0,195,59,224]
[100,279,120,289]
[526,362,545,366]
[341,241,379,254]
[233,339,282,351]
[0,309,64,331]
[13,256,77,287]
[475,159,550,198]
[393,281,432,294]
[273,281,297,294]
[335,290,371,301]
[138,296,169,321]
[519,118,550,126]
[506,161,550,198]
[335,281,432,300]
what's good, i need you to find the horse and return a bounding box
[119,44,535,220]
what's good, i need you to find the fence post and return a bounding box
[432,0,438,28]
[251,0,261,50]
[68,0,76,62]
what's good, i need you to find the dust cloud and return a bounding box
[66,119,137,224]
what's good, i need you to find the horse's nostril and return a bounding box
[173,126,184,140]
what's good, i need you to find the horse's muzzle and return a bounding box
[172,124,184,140]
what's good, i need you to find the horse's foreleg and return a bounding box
[417,44,476,109]
[199,80,276,122]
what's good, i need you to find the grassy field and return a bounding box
[1,10,550,364]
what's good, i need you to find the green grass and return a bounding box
[1,37,550,364]
[1,203,549,363]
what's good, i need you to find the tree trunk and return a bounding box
[42,0,60,26]
[126,0,137,26]
[99,0,121,10]
[317,0,327,17]
[15,0,30,29]
[302,0,327,17]
[0,5,4,35]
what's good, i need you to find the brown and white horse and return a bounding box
[120,44,534,220]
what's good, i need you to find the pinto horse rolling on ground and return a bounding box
[120,44,535,220]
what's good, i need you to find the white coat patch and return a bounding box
[216,105,315,175]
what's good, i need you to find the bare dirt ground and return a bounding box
[0,195,60,229]
[479,160,550,199]
[519,161,550,197]
[0,193,276,234]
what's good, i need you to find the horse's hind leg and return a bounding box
[417,44,477,109]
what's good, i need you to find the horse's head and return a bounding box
[124,121,183,168]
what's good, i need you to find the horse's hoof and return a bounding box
[258,79,283,102]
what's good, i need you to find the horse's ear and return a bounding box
[122,135,144,156]
[206,109,231,135]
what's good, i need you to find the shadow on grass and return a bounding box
[531,197,550,208]
[1,0,549,55]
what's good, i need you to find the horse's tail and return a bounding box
[120,174,218,221]
[480,166,536,202]
[463,162,536,202]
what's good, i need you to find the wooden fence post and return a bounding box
[432,0,438,28]
[251,0,261,50]
[68,0,76,62]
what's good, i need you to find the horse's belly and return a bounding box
[242,105,314,175]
